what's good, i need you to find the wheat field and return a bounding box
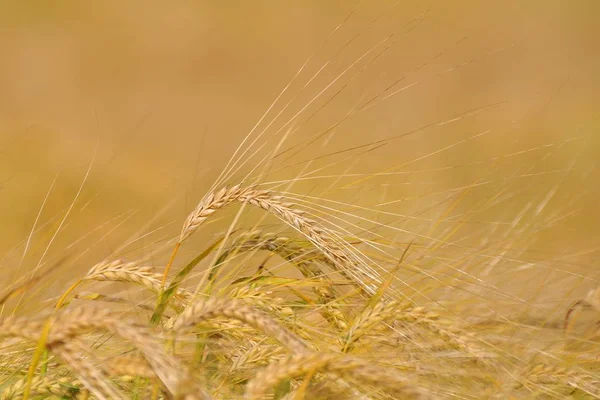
[1,2,600,399]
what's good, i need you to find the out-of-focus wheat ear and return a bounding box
[244,352,424,400]
[398,307,488,361]
[219,231,349,330]
[229,343,286,373]
[173,376,215,400]
[277,383,356,400]
[341,246,411,352]
[0,375,81,400]
[43,308,212,400]
[171,296,308,354]
[103,355,157,380]
[2,304,216,386]
[104,356,206,400]
[0,315,131,400]
[563,286,600,333]
[0,315,43,341]
[48,340,125,400]
[515,363,600,397]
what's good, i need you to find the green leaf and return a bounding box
[150,236,225,324]
[273,379,292,400]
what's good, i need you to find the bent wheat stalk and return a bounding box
[397,306,487,360]
[162,185,365,295]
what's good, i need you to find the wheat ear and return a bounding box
[517,363,600,397]
[342,300,400,351]
[103,355,158,380]
[164,185,362,294]
[244,352,424,399]
[0,375,81,400]
[171,296,308,354]
[229,343,285,373]
[0,309,211,400]
[0,317,123,400]
[220,231,349,329]
[397,306,487,360]
[50,307,211,399]
[84,260,192,310]
[49,340,126,400]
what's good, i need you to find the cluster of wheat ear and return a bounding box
[1,181,599,400]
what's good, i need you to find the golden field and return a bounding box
[0,2,599,399]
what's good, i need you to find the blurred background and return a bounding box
[0,1,598,307]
